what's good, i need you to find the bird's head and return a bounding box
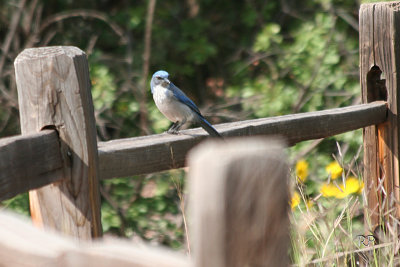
[151,70,171,92]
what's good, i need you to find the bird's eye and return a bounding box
[156,76,162,80]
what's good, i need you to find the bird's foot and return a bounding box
[166,129,180,135]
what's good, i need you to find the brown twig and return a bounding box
[25,3,44,48]
[22,0,39,35]
[0,0,26,75]
[0,0,26,106]
[39,9,128,44]
[171,176,191,256]
[138,0,157,135]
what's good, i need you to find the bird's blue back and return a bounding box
[168,83,202,116]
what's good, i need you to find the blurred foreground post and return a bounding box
[0,211,190,267]
[14,46,102,239]
[188,138,290,267]
[360,2,400,229]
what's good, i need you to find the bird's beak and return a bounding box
[164,78,171,85]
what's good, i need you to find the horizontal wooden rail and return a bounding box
[0,101,388,200]
[0,130,63,201]
[98,101,387,178]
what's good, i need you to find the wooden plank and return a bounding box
[0,130,62,201]
[60,242,191,267]
[0,211,191,267]
[0,211,76,267]
[98,101,387,178]
[14,46,102,239]
[0,101,387,199]
[360,2,400,230]
[187,138,290,267]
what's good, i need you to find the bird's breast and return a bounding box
[152,85,173,104]
[152,85,193,123]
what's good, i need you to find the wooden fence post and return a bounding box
[14,46,102,239]
[360,3,400,230]
[188,138,289,267]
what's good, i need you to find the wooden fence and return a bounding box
[0,1,399,266]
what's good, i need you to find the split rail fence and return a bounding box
[0,2,399,266]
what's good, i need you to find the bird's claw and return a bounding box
[166,130,180,135]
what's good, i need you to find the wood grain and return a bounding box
[14,46,102,239]
[188,138,289,267]
[0,101,388,198]
[360,2,400,229]
[0,130,62,201]
[0,211,191,267]
[98,101,387,178]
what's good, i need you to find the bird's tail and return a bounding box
[196,115,222,138]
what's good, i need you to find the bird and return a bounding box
[150,70,221,137]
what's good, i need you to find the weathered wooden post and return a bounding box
[188,138,289,267]
[14,46,102,239]
[360,2,400,230]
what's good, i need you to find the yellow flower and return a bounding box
[321,177,364,199]
[335,188,348,199]
[291,191,301,210]
[325,161,343,180]
[306,199,313,209]
[344,177,361,194]
[336,177,363,199]
[296,160,308,183]
[320,183,341,197]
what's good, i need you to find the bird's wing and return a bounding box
[169,83,202,115]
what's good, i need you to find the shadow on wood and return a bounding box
[360,1,400,230]
[0,130,63,200]
[188,137,290,267]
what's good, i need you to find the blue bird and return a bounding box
[150,70,221,137]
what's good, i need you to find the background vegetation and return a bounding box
[0,0,393,264]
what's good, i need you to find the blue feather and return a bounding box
[169,83,201,115]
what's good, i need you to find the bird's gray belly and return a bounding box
[153,93,194,123]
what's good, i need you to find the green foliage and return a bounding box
[230,9,359,118]
[90,61,117,111]
[0,193,29,217]
[101,171,185,248]
[253,23,282,52]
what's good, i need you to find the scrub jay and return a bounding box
[150,70,221,137]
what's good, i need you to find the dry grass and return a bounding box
[290,142,400,266]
